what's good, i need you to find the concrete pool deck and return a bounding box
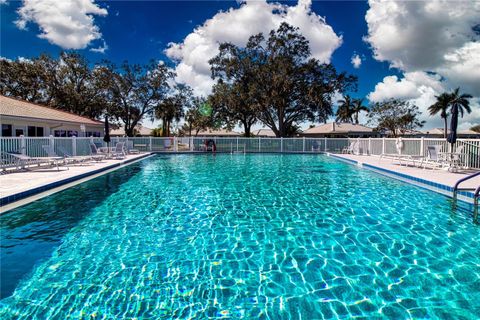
[330,153,480,203]
[0,153,152,211]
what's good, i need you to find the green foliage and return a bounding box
[155,85,191,136]
[209,23,356,137]
[180,97,215,136]
[335,95,368,124]
[335,95,354,123]
[0,53,110,120]
[95,60,174,136]
[428,88,472,138]
[368,99,425,137]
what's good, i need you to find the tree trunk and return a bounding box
[443,117,448,139]
[241,120,251,137]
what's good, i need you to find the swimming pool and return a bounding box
[1,154,479,318]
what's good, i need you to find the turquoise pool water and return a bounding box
[1,154,479,319]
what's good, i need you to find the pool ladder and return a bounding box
[453,172,480,220]
[230,143,246,155]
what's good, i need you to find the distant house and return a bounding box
[299,122,378,138]
[422,128,480,138]
[189,128,242,137]
[0,95,104,137]
[253,128,276,137]
[110,125,153,137]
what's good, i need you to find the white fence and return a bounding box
[1,136,479,169]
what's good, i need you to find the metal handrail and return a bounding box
[453,171,480,199]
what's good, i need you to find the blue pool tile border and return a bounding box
[329,154,475,203]
[0,154,153,207]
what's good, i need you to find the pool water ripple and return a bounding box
[0,154,479,319]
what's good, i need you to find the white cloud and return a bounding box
[365,0,480,129]
[15,0,108,49]
[165,0,342,95]
[0,0,8,5]
[368,72,480,130]
[368,72,444,103]
[90,40,108,54]
[351,53,362,69]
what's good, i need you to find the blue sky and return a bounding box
[1,0,479,130]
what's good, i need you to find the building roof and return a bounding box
[302,122,373,135]
[0,95,103,125]
[110,125,153,136]
[423,128,480,135]
[195,128,242,136]
[423,128,445,135]
[253,129,276,137]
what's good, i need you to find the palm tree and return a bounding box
[449,87,472,118]
[335,95,354,123]
[428,92,451,138]
[155,96,184,137]
[351,98,369,124]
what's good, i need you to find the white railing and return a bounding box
[1,136,479,169]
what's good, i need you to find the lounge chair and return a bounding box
[57,146,94,165]
[3,151,64,171]
[342,141,358,154]
[42,145,79,166]
[111,142,126,159]
[422,145,447,169]
[125,141,140,154]
[89,143,107,161]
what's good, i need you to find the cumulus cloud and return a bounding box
[0,0,8,5]
[351,54,361,69]
[365,0,480,129]
[165,0,342,95]
[15,0,108,49]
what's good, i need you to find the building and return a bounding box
[110,125,153,137]
[0,95,104,137]
[253,128,276,137]
[422,128,480,138]
[299,122,377,138]
[189,128,242,137]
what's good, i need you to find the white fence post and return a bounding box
[382,137,385,155]
[20,135,26,155]
[190,137,194,151]
[368,138,372,155]
[149,136,153,151]
[280,137,283,153]
[236,137,239,152]
[49,135,55,154]
[420,137,424,156]
[302,137,305,152]
[72,136,77,156]
[324,137,327,152]
[258,137,261,152]
[174,137,178,152]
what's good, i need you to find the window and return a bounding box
[85,131,101,137]
[54,130,66,137]
[15,128,24,137]
[67,130,78,137]
[28,126,45,137]
[2,124,12,137]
